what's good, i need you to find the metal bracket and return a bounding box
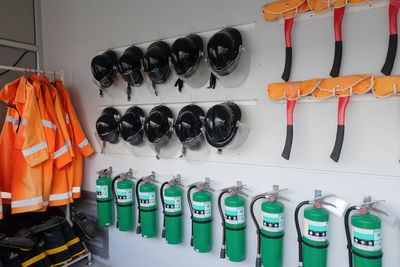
[221,181,251,197]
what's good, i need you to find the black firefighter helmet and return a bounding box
[144,105,174,148]
[204,102,241,148]
[142,41,171,91]
[96,107,121,144]
[91,50,118,90]
[174,105,205,150]
[120,106,145,146]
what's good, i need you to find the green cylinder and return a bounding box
[261,199,284,267]
[116,178,135,231]
[225,194,246,262]
[192,190,212,253]
[96,175,113,226]
[164,185,183,244]
[139,182,157,238]
[303,206,329,267]
[351,211,382,267]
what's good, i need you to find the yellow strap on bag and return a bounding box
[373,75,400,97]
[268,79,321,100]
[312,74,373,99]
[262,0,310,21]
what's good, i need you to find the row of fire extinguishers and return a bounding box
[96,168,396,267]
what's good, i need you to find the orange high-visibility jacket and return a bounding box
[32,79,73,209]
[0,77,49,213]
[31,76,74,206]
[53,80,94,199]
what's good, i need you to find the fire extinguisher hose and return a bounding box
[135,178,144,234]
[218,190,230,259]
[160,181,169,238]
[294,200,310,266]
[111,175,120,204]
[250,194,266,267]
[344,205,357,267]
[187,185,197,247]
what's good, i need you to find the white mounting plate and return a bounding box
[97,22,256,55]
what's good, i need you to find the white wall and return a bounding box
[40,1,400,266]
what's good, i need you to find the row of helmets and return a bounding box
[90,28,250,99]
[95,103,248,158]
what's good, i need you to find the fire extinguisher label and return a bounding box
[96,185,108,199]
[352,227,382,252]
[262,212,284,232]
[139,192,156,207]
[303,219,328,242]
[193,201,211,219]
[164,196,182,212]
[225,206,245,225]
[116,189,133,203]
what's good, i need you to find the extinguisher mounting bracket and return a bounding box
[264,185,289,202]
[96,167,112,178]
[120,168,135,180]
[143,171,158,184]
[220,181,251,197]
[169,174,184,188]
[188,177,214,192]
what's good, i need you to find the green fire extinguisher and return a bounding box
[136,171,158,238]
[295,190,347,267]
[250,185,288,267]
[112,169,135,231]
[218,181,249,262]
[344,196,396,267]
[160,174,184,244]
[96,168,113,226]
[187,177,214,253]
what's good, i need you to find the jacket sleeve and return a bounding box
[22,87,49,167]
[66,93,94,157]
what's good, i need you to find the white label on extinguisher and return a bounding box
[352,226,382,252]
[193,201,211,219]
[262,212,284,232]
[139,191,156,207]
[303,219,329,242]
[96,185,108,198]
[116,188,133,203]
[164,196,182,212]
[225,206,245,225]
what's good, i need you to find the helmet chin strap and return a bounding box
[208,73,216,89]
[175,78,184,92]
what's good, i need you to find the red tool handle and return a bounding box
[381,3,399,75]
[282,18,294,81]
[330,6,345,77]
[282,99,296,160]
[330,96,350,162]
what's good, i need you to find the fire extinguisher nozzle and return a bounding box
[190,236,193,247]
[136,225,141,234]
[255,257,262,267]
[161,228,165,238]
[220,248,226,259]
